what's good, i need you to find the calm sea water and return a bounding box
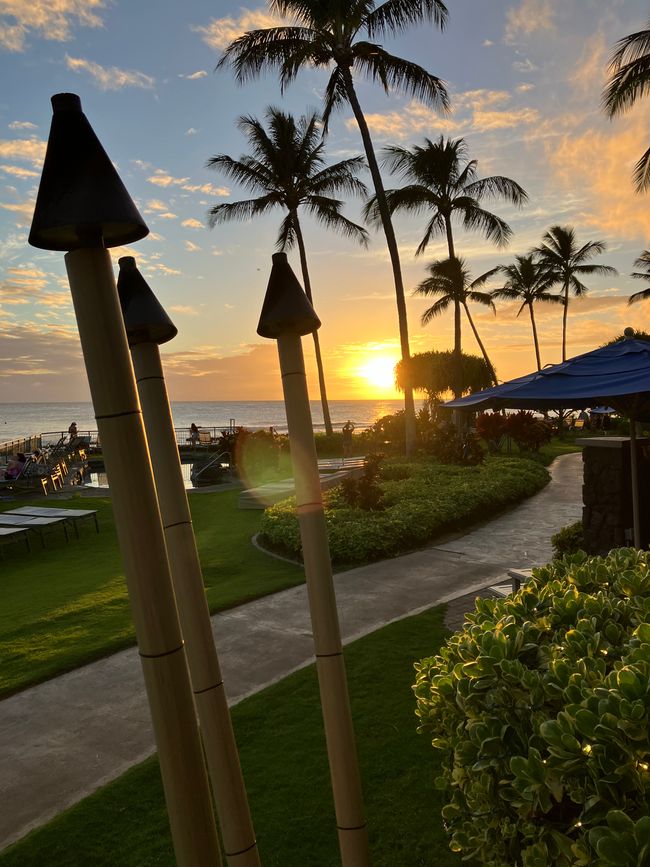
[0,400,418,445]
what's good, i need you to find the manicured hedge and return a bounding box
[414,549,650,867]
[259,456,549,565]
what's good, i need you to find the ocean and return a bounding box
[0,400,418,445]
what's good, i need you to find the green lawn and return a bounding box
[0,490,302,697]
[0,605,475,867]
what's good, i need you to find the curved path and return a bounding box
[0,453,582,851]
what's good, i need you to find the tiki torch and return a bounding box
[257,252,371,866]
[117,256,260,867]
[29,94,221,867]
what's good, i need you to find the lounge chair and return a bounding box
[0,527,31,556]
[0,514,69,546]
[6,506,99,538]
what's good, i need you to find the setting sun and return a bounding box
[357,355,399,391]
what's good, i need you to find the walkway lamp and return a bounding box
[117,256,260,867]
[257,252,371,867]
[29,93,221,867]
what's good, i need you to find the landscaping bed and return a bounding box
[259,456,550,565]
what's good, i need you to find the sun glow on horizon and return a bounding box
[355,353,400,396]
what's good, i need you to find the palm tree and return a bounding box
[414,257,498,383]
[491,254,562,370]
[534,226,617,362]
[364,135,527,394]
[218,0,450,453]
[207,107,368,436]
[629,250,650,304]
[603,17,650,191]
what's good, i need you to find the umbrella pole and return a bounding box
[629,415,641,548]
[276,333,370,867]
[130,342,259,866]
[65,248,221,866]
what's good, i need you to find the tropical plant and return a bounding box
[603,16,650,192]
[207,107,368,435]
[414,257,498,383]
[395,349,493,406]
[505,409,551,452]
[629,250,650,304]
[364,136,527,394]
[475,411,508,453]
[535,226,617,362]
[414,548,650,867]
[217,0,451,453]
[492,254,562,370]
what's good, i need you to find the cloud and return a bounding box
[65,55,155,90]
[0,198,36,226]
[184,240,201,252]
[0,163,38,178]
[0,137,46,165]
[8,120,36,130]
[147,169,190,187]
[570,31,607,97]
[516,83,535,93]
[483,39,494,47]
[145,199,168,212]
[505,0,556,43]
[145,263,181,276]
[168,304,198,315]
[512,58,538,73]
[0,0,105,52]
[181,181,229,196]
[179,70,207,80]
[181,218,203,229]
[473,107,540,130]
[193,9,284,51]
[157,212,177,220]
[185,128,198,135]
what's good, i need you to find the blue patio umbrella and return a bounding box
[445,331,650,545]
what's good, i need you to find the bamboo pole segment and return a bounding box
[29,93,221,867]
[258,253,371,867]
[118,257,260,867]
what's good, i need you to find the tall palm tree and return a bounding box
[414,257,498,383]
[364,135,527,394]
[218,0,450,453]
[629,250,650,304]
[491,254,562,370]
[207,107,368,435]
[534,226,617,362]
[603,17,650,192]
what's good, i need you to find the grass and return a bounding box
[0,604,475,867]
[0,489,302,697]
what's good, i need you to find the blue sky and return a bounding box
[1,0,649,401]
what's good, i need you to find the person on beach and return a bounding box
[342,420,355,458]
[68,421,78,440]
[189,423,200,444]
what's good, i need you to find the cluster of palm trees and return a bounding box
[210,0,649,448]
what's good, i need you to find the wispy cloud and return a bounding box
[185,127,199,135]
[181,218,203,229]
[505,0,556,44]
[169,304,198,315]
[181,182,229,196]
[0,137,46,166]
[146,169,190,187]
[193,9,285,51]
[0,163,38,178]
[184,240,201,252]
[65,55,155,90]
[8,120,36,130]
[145,199,169,212]
[179,70,207,80]
[0,0,105,53]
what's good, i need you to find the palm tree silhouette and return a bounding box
[534,226,617,362]
[414,257,498,383]
[364,135,526,394]
[629,250,650,304]
[603,16,650,191]
[207,108,368,435]
[218,0,450,452]
[491,254,562,370]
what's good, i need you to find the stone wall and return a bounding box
[580,437,650,555]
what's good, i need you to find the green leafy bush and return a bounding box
[259,457,549,565]
[506,410,552,452]
[340,453,385,511]
[476,412,509,453]
[425,420,485,465]
[552,521,585,558]
[413,549,650,867]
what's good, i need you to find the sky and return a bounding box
[0,0,649,403]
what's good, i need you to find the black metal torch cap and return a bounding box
[257,252,321,339]
[117,256,178,346]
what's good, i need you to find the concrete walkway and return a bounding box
[0,453,582,850]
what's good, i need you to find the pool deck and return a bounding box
[0,453,583,852]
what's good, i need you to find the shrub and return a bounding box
[413,549,650,867]
[552,521,585,558]
[506,410,552,452]
[259,457,549,565]
[476,412,509,453]
[425,420,485,466]
[340,453,385,511]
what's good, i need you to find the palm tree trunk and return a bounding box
[528,303,542,371]
[341,67,416,454]
[462,302,497,384]
[561,278,569,362]
[444,219,462,399]
[293,214,334,435]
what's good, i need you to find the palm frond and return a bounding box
[415,212,446,256]
[207,195,280,227]
[354,48,449,111]
[633,145,650,192]
[463,175,528,206]
[276,211,298,250]
[306,199,369,245]
[420,296,451,325]
[603,22,650,117]
[462,206,513,247]
[628,287,650,304]
[366,0,448,38]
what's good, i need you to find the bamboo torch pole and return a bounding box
[117,256,260,867]
[257,253,371,867]
[29,93,221,867]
